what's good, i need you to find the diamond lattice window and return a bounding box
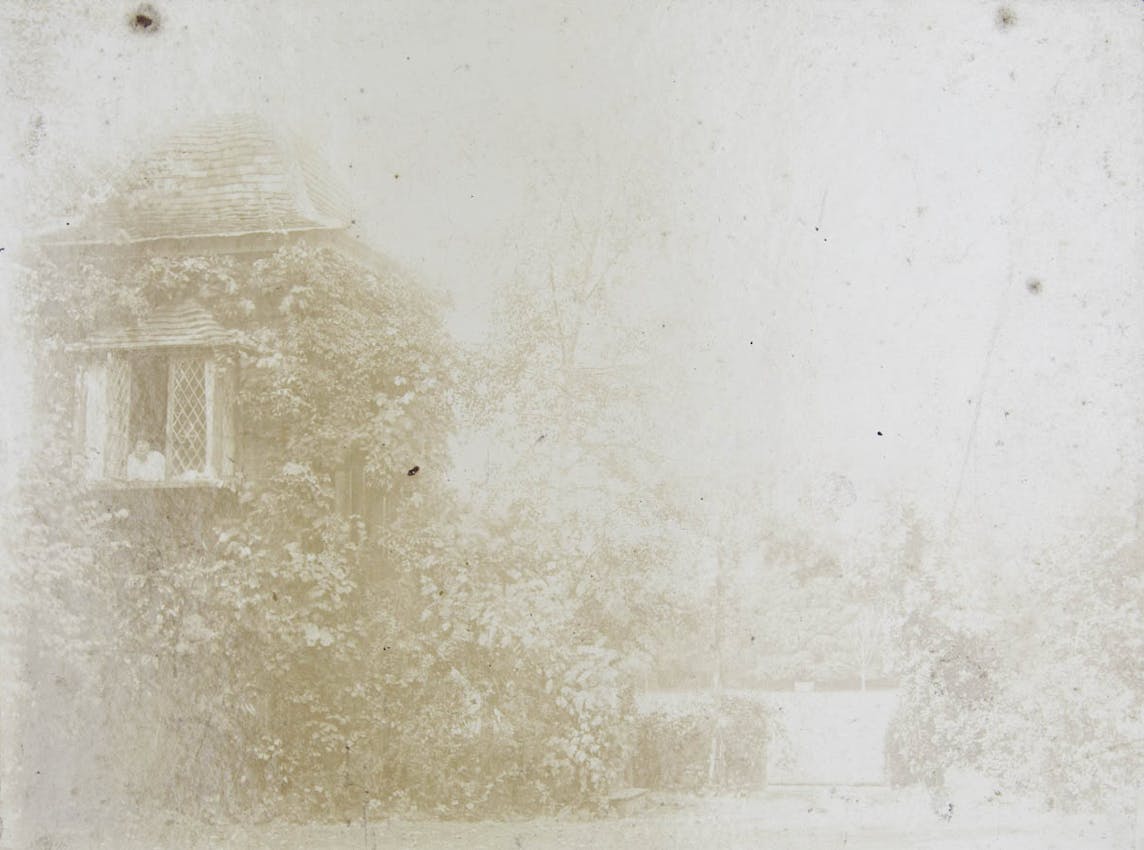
[74,303,241,485]
[167,357,207,477]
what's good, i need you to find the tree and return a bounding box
[463,217,704,682]
[885,508,1144,815]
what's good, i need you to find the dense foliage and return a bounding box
[885,531,1144,814]
[15,226,1138,832]
[630,696,771,793]
[8,240,638,826]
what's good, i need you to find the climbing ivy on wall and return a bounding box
[10,241,632,824]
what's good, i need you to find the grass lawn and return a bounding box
[9,788,1134,850]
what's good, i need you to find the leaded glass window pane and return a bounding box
[167,357,207,477]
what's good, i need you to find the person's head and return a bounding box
[133,439,151,460]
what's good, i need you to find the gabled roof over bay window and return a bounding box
[80,302,240,351]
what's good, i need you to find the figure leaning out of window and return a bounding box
[126,438,166,481]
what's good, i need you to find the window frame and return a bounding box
[74,345,238,487]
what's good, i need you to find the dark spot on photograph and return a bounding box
[130,4,160,32]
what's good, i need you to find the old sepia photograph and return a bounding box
[1,1,1142,847]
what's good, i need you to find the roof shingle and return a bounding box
[54,114,352,244]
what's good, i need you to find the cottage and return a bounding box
[36,114,422,524]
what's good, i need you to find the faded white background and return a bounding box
[4,0,1142,577]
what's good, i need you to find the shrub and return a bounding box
[884,615,998,792]
[630,695,770,792]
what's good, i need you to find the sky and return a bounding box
[2,0,1143,575]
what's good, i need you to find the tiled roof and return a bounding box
[78,302,238,351]
[54,114,352,244]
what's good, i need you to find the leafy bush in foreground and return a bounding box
[630,695,770,792]
[9,244,633,825]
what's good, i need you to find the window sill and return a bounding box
[85,477,239,492]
